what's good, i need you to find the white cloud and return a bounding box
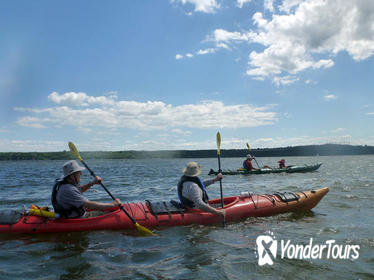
[201,0,374,85]
[186,53,194,58]
[196,48,216,55]
[272,75,299,86]
[48,91,116,106]
[324,94,337,101]
[208,29,252,44]
[367,112,374,115]
[15,94,277,131]
[173,0,220,14]
[264,0,275,12]
[237,0,252,9]
[176,54,184,59]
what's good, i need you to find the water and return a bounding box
[0,156,373,279]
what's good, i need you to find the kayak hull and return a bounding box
[209,163,322,175]
[0,187,329,234]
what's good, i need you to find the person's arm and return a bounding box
[79,176,102,193]
[184,183,225,217]
[203,173,223,187]
[83,198,122,211]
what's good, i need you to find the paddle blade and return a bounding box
[216,132,221,155]
[68,142,82,161]
[246,143,250,150]
[135,222,156,236]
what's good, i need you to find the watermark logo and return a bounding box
[255,231,360,266]
[256,231,277,266]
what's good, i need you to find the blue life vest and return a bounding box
[177,176,209,208]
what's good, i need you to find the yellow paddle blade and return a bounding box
[246,143,250,150]
[68,142,82,161]
[216,132,221,155]
[135,222,156,236]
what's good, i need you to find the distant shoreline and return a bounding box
[0,144,373,160]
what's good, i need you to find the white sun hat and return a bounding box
[61,160,85,179]
[182,162,202,177]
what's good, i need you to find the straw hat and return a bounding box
[61,160,85,178]
[246,154,253,160]
[182,162,202,177]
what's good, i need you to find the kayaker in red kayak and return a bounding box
[52,160,122,218]
[243,154,260,171]
[177,162,225,218]
[278,159,286,168]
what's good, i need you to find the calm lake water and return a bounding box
[0,155,373,279]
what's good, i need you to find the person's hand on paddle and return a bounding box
[111,198,122,208]
[219,209,226,219]
[92,176,102,185]
[214,173,223,182]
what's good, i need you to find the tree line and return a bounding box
[0,144,373,160]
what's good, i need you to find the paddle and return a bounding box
[68,142,155,236]
[246,143,261,168]
[216,132,225,226]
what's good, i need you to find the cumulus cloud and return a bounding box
[15,93,277,131]
[48,91,116,106]
[202,0,374,85]
[173,0,220,14]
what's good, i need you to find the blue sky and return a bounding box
[1,0,373,152]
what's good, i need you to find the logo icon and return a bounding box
[256,231,277,266]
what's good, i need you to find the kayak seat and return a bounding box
[273,192,299,203]
[146,200,185,219]
[0,210,23,225]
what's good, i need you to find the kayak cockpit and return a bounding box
[208,196,239,209]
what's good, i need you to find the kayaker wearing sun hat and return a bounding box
[177,162,225,218]
[51,160,121,218]
[243,154,260,171]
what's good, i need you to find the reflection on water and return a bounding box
[0,155,373,279]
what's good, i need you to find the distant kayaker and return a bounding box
[52,160,122,218]
[243,154,260,171]
[278,159,286,168]
[177,162,226,218]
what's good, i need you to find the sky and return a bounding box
[0,0,373,152]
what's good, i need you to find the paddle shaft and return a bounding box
[79,159,138,225]
[253,158,261,169]
[246,143,260,168]
[217,154,224,209]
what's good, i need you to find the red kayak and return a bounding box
[0,187,329,234]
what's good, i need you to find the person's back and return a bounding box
[177,162,225,218]
[53,180,87,218]
[243,154,255,170]
[278,159,286,169]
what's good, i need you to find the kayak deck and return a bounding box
[0,187,329,234]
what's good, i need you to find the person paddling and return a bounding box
[177,162,225,218]
[278,159,286,169]
[243,154,260,171]
[52,160,121,218]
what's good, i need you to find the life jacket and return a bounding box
[51,179,85,218]
[177,175,209,208]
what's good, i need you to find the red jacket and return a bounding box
[243,159,254,170]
